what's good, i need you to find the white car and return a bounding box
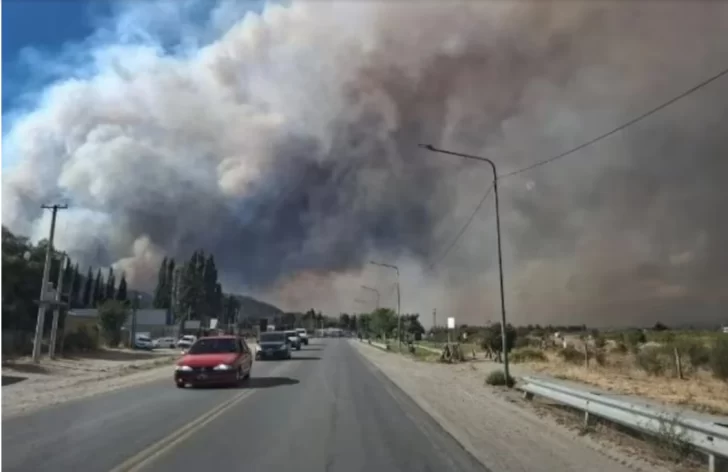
[153,337,176,349]
[176,335,197,350]
[295,328,309,346]
[134,335,154,350]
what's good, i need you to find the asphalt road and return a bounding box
[3,339,487,472]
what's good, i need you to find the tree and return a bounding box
[116,273,128,301]
[93,269,104,307]
[480,323,517,362]
[339,313,351,330]
[97,299,128,347]
[70,263,82,308]
[153,257,168,308]
[370,308,398,338]
[82,267,93,307]
[105,267,116,301]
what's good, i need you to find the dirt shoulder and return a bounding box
[2,348,179,418]
[352,340,673,472]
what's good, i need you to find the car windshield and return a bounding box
[259,333,285,343]
[188,338,237,354]
[285,332,297,337]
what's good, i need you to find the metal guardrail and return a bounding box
[519,376,728,471]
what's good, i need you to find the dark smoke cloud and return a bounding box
[3,1,728,326]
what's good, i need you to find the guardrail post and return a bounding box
[523,391,534,401]
[710,453,728,472]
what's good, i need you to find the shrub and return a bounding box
[97,300,129,347]
[510,347,547,363]
[64,325,99,353]
[611,341,628,354]
[675,339,711,369]
[624,329,647,351]
[514,336,531,349]
[710,337,728,381]
[636,345,672,376]
[485,369,515,387]
[558,345,583,364]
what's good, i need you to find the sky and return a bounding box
[1,1,727,326]
[1,0,266,169]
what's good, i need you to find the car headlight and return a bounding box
[213,364,233,371]
[176,365,193,372]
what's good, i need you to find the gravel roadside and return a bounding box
[352,340,671,472]
[1,349,179,418]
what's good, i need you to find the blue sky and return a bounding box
[2,0,268,169]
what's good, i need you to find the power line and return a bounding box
[424,64,728,272]
[427,185,493,271]
[500,65,728,179]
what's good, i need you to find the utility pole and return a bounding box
[32,203,68,363]
[433,308,437,331]
[48,253,68,359]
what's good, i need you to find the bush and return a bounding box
[64,325,99,353]
[624,329,647,352]
[558,345,583,364]
[710,337,728,381]
[485,369,515,387]
[675,339,711,369]
[514,336,531,349]
[97,300,129,347]
[611,341,628,354]
[510,347,547,363]
[636,346,672,376]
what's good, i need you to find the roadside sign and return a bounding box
[447,317,455,329]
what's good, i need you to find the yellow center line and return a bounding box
[109,361,290,472]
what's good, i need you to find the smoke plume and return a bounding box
[3,1,728,327]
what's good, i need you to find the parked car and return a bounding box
[177,335,197,350]
[295,328,309,346]
[153,337,176,349]
[255,331,291,360]
[284,330,302,351]
[174,336,253,388]
[134,334,154,350]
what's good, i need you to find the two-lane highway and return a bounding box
[3,339,487,472]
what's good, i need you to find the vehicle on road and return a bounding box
[296,328,309,345]
[134,334,154,350]
[255,331,292,360]
[174,336,252,388]
[153,336,176,348]
[284,330,302,350]
[176,335,197,350]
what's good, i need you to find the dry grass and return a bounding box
[521,351,728,415]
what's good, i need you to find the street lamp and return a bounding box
[369,261,401,350]
[419,143,511,385]
[361,285,380,309]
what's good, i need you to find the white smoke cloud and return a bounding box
[3,1,728,327]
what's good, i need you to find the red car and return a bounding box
[174,336,253,388]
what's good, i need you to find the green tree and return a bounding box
[153,257,168,308]
[116,273,128,301]
[70,263,82,308]
[370,308,397,338]
[105,267,116,301]
[97,299,128,347]
[93,269,104,306]
[339,313,351,330]
[82,267,93,307]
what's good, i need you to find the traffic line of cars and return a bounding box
[174,328,312,388]
[254,328,308,360]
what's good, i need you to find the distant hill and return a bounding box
[234,295,283,320]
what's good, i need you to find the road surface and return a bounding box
[3,339,488,472]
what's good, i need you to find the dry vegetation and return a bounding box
[420,328,728,415]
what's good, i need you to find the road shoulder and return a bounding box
[351,340,668,472]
